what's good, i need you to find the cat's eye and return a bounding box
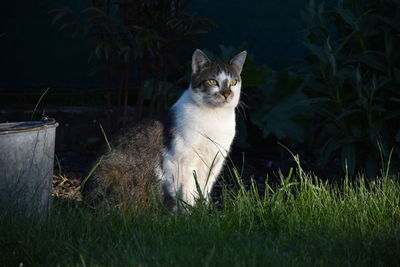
[230,79,238,86]
[207,79,218,86]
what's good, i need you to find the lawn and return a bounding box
[1,165,400,266]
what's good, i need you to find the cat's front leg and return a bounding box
[179,166,199,207]
[160,157,198,210]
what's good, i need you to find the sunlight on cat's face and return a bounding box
[200,71,241,107]
[190,49,246,108]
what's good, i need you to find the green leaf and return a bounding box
[303,42,328,63]
[353,53,386,73]
[241,60,270,87]
[50,8,73,25]
[368,105,386,112]
[335,109,361,121]
[252,92,312,143]
[334,32,355,55]
[320,137,340,167]
[335,7,356,26]
[375,15,400,32]
[81,7,105,16]
[308,97,333,104]
[324,37,336,74]
[59,22,80,31]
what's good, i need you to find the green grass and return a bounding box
[1,167,400,266]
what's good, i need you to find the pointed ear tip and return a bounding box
[231,51,247,61]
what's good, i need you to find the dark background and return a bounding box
[1,0,399,180]
[0,0,306,89]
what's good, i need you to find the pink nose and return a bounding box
[221,89,232,99]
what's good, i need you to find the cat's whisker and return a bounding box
[241,90,248,97]
[236,100,247,120]
[239,100,248,108]
[240,101,248,116]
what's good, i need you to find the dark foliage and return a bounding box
[48,0,400,178]
[51,0,215,131]
[206,0,400,178]
[301,0,400,176]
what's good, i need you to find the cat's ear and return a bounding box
[230,51,247,74]
[192,49,210,74]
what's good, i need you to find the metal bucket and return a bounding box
[0,117,58,215]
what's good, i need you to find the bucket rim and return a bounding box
[0,117,58,135]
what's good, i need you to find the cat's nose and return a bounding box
[221,89,232,99]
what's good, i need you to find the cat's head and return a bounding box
[190,49,247,108]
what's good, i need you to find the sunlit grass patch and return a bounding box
[1,163,400,266]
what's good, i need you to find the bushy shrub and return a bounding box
[301,0,400,176]
[226,0,400,178]
[247,71,312,145]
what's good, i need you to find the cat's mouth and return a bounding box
[209,92,234,105]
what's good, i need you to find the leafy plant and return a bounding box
[247,71,313,144]
[51,0,214,131]
[301,0,400,176]
[201,45,313,147]
[222,0,400,177]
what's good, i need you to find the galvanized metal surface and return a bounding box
[0,119,58,215]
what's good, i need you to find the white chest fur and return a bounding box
[160,89,236,208]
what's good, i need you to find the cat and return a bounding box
[85,49,247,212]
